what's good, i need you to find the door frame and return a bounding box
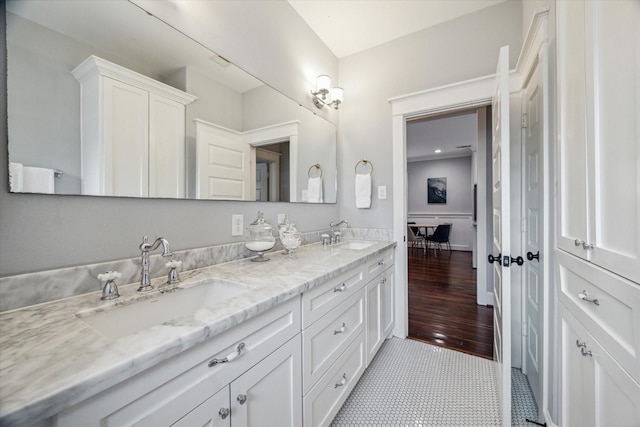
[389,7,551,423]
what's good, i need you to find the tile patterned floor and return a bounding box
[331,338,539,427]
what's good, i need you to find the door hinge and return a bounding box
[521,113,528,128]
[521,218,527,233]
[522,322,527,337]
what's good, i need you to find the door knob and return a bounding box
[510,256,525,266]
[527,251,539,261]
[488,253,502,265]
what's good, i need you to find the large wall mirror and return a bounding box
[6,0,337,203]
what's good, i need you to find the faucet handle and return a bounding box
[98,271,121,301]
[165,260,182,285]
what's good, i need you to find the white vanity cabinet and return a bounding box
[71,55,197,198]
[556,0,640,283]
[55,297,300,427]
[365,248,395,365]
[302,249,395,427]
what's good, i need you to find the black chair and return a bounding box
[425,223,452,256]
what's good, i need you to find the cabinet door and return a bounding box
[589,335,640,427]
[172,387,230,427]
[584,0,640,284]
[149,93,186,199]
[102,77,149,197]
[381,267,394,340]
[556,0,589,258]
[365,278,382,366]
[560,305,594,427]
[230,335,302,427]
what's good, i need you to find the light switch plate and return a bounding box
[277,214,286,225]
[302,190,308,201]
[378,186,387,200]
[232,214,244,236]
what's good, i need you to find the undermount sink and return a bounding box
[339,240,376,250]
[77,280,249,340]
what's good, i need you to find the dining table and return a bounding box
[410,224,439,255]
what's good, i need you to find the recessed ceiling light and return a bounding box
[434,149,442,153]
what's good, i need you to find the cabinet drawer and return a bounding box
[302,289,365,394]
[302,264,365,328]
[303,332,366,427]
[365,248,394,281]
[558,250,640,382]
[58,297,301,426]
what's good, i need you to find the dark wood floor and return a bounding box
[408,246,494,359]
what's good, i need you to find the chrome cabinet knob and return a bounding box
[237,394,247,405]
[218,408,230,419]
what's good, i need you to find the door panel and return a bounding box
[492,45,511,427]
[522,59,543,411]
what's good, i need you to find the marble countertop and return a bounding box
[0,239,395,426]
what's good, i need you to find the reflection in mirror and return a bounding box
[6,0,337,203]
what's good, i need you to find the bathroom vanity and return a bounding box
[0,240,395,427]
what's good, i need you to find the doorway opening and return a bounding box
[255,141,290,202]
[405,107,494,358]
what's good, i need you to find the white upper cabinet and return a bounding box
[72,56,196,198]
[557,0,640,283]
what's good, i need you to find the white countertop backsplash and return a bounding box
[0,229,394,426]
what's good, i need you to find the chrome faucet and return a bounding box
[329,220,351,244]
[138,236,172,292]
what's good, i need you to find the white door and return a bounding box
[491,45,511,427]
[522,59,543,412]
[195,120,252,200]
[230,337,302,427]
[172,386,230,427]
[148,93,186,199]
[103,77,149,197]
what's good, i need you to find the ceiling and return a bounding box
[288,0,508,58]
[406,111,478,162]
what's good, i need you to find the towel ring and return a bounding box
[308,164,323,178]
[355,159,373,175]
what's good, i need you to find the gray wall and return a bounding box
[0,2,340,277]
[337,1,522,227]
[407,157,473,214]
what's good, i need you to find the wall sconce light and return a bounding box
[311,75,343,110]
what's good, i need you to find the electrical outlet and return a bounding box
[378,185,387,200]
[231,214,244,236]
[277,214,286,225]
[302,190,308,202]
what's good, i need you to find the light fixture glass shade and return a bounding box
[316,75,331,93]
[331,87,344,104]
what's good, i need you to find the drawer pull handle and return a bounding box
[576,340,586,348]
[208,342,245,367]
[237,394,247,405]
[581,347,592,357]
[218,408,230,419]
[333,283,347,293]
[574,239,594,250]
[334,373,347,388]
[578,290,599,306]
[334,322,347,335]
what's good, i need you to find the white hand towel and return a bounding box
[355,173,371,208]
[22,166,55,194]
[9,162,24,192]
[307,177,323,203]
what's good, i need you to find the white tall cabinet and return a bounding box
[72,56,196,198]
[556,1,640,425]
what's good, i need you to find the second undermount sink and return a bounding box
[77,280,249,340]
[339,240,376,250]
